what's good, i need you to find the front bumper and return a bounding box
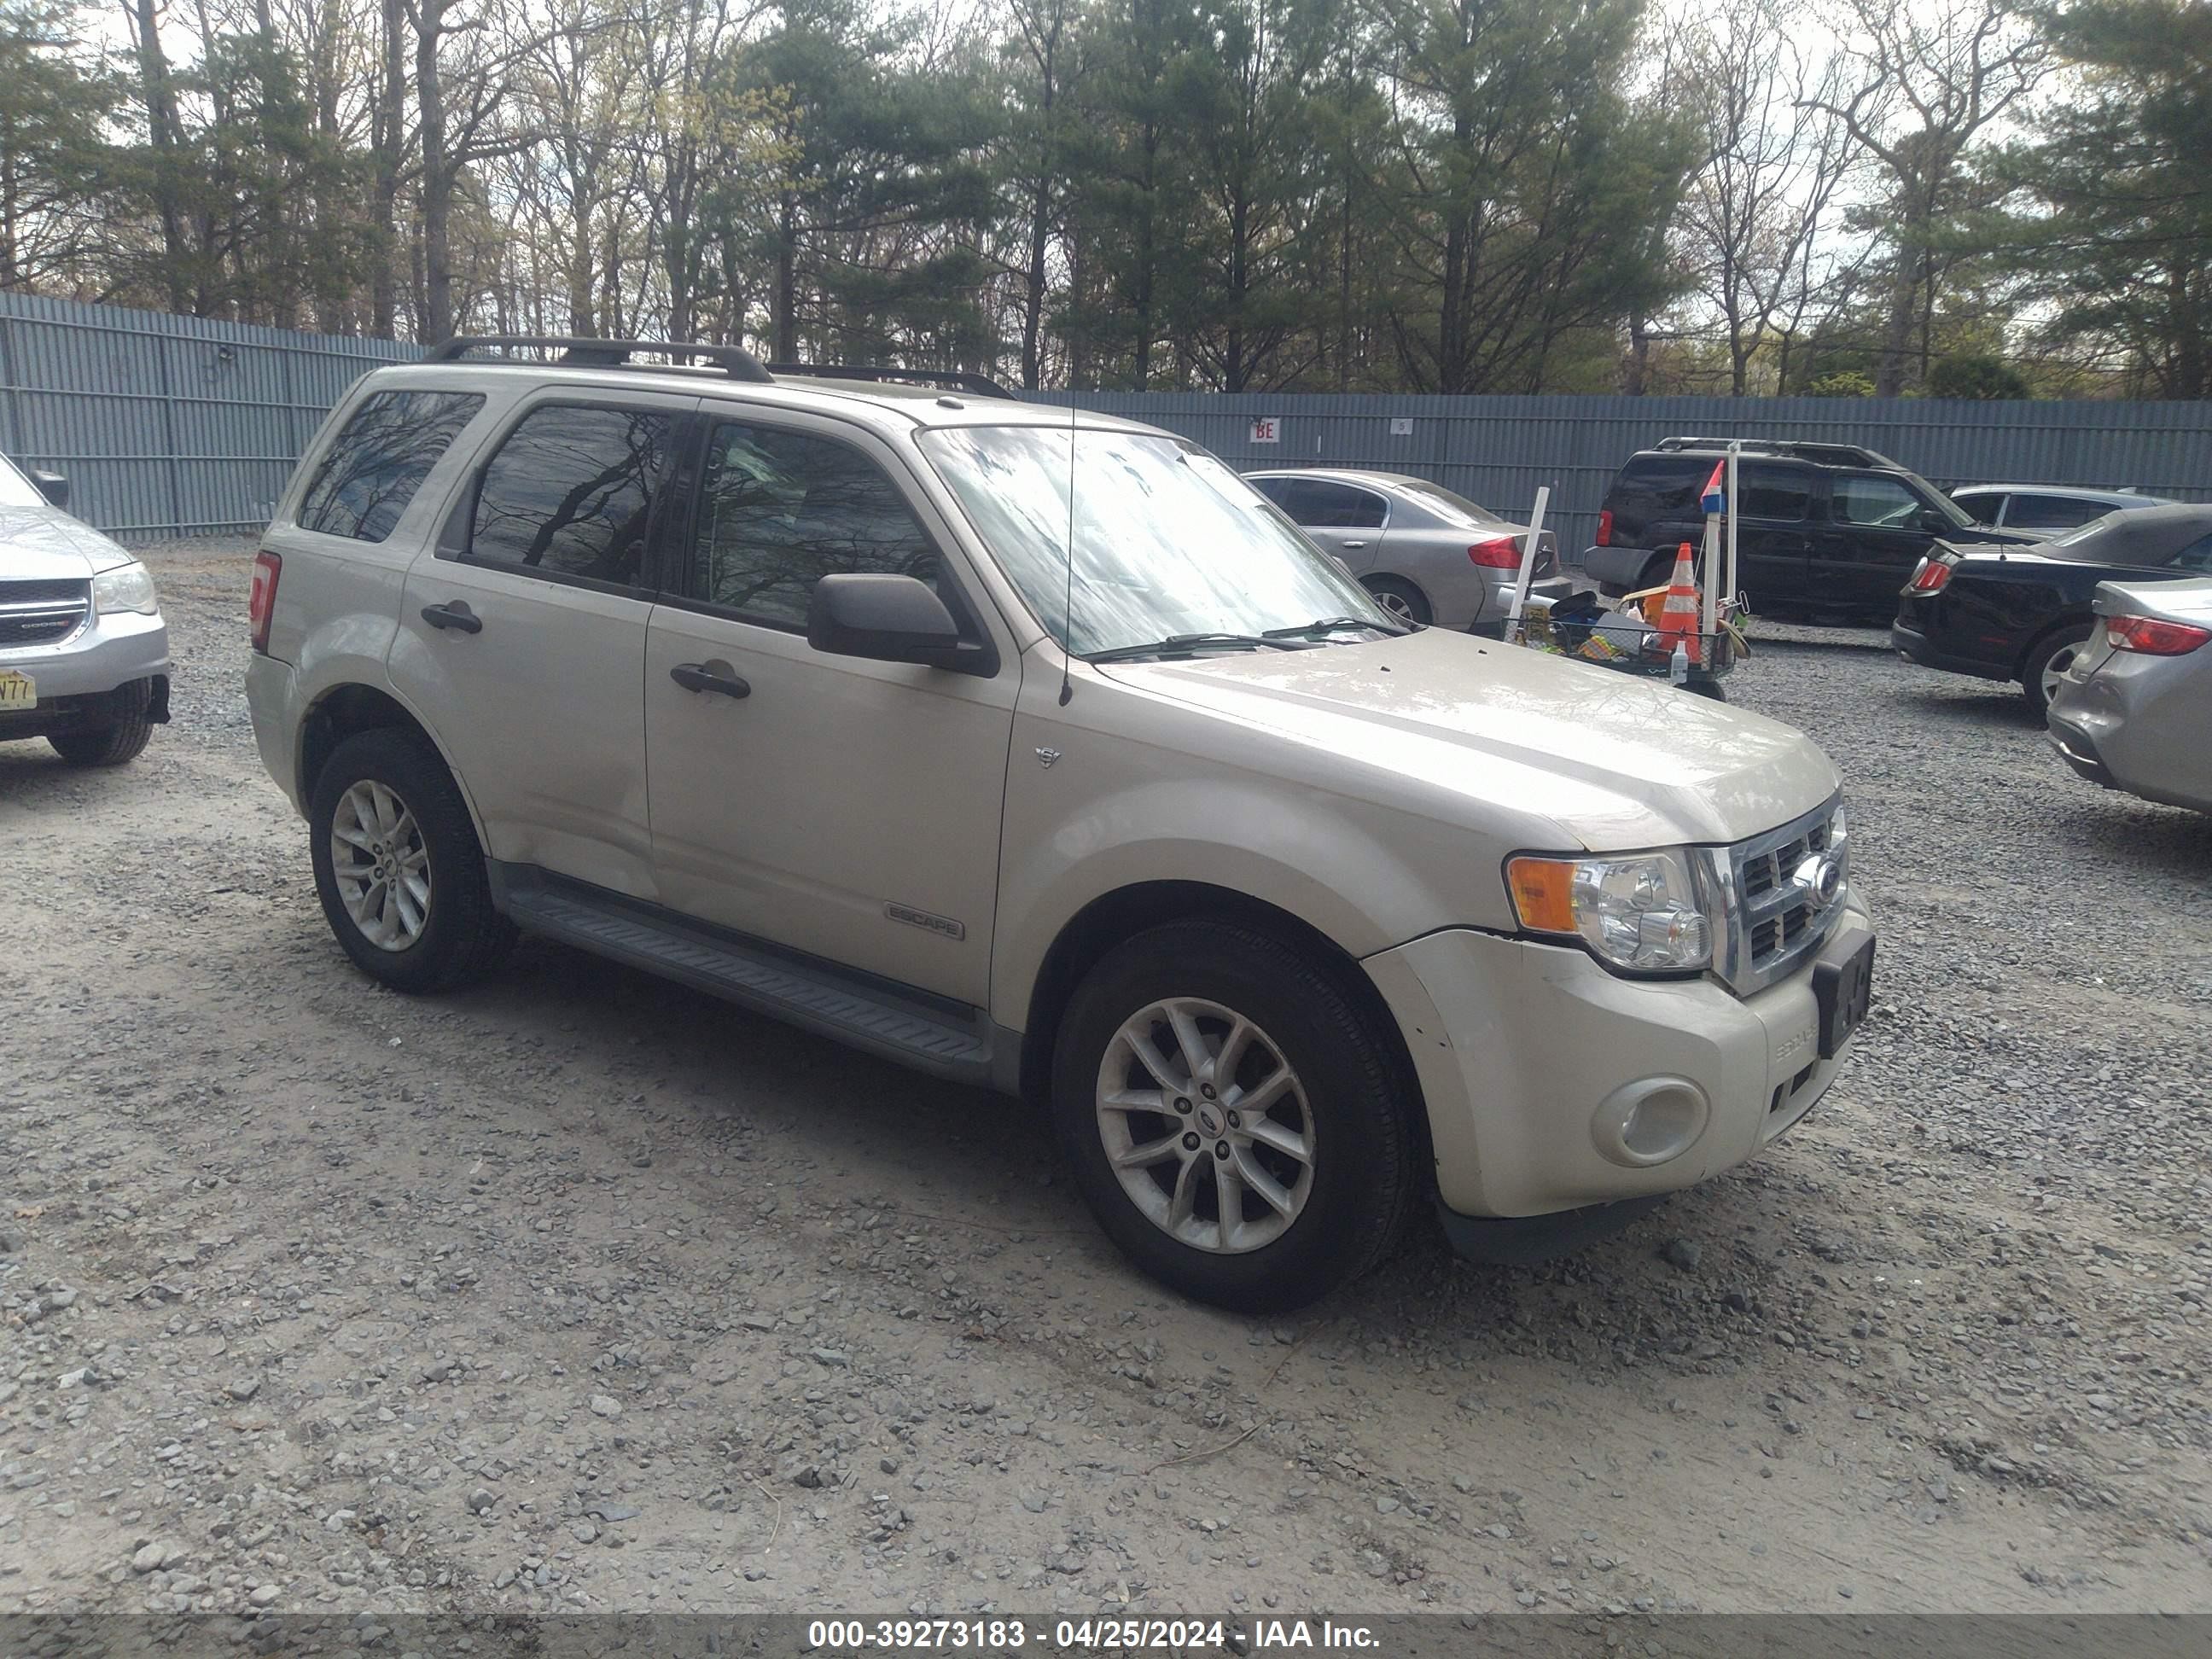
[0,608,169,697]
[1363,891,1872,1223]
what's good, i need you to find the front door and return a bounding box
[388,391,694,899]
[1813,471,1942,614]
[642,407,1017,1004]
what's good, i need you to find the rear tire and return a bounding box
[2021,625,2093,717]
[49,682,153,766]
[1051,919,1420,1313]
[308,728,515,993]
[1362,575,1432,626]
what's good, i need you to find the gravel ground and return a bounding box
[2,540,2207,1624]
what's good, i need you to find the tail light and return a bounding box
[248,550,282,654]
[1469,536,1522,569]
[1907,558,1952,593]
[1595,509,1613,546]
[2106,614,2211,655]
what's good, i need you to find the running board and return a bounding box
[487,864,997,1086]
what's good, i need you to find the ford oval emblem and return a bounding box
[1793,853,1843,907]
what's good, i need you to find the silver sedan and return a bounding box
[1246,468,1565,633]
[2047,574,2212,813]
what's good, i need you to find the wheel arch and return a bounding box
[299,682,486,841]
[1015,881,1428,1146]
[2011,610,2096,681]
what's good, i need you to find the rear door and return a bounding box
[387,390,693,899]
[1277,477,1389,572]
[1732,462,1816,609]
[1813,471,1944,613]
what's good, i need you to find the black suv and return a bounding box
[1580,438,2034,621]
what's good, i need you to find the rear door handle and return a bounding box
[420,601,482,634]
[670,661,750,699]
[1340,539,1368,550]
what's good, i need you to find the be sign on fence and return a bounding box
[1249,416,1280,444]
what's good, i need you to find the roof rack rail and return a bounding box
[426,335,773,385]
[1654,434,1901,470]
[765,362,1018,400]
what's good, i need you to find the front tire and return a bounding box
[2021,625,2093,716]
[49,682,153,766]
[308,728,515,992]
[1051,919,1420,1313]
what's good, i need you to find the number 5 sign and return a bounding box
[1249,416,1281,445]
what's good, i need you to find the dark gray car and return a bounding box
[1246,469,1564,632]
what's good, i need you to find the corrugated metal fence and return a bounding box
[0,292,415,540]
[5,291,2210,550]
[1033,392,2212,553]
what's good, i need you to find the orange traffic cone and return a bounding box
[1652,542,1703,667]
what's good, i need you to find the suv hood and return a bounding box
[1103,628,1838,849]
[0,505,136,579]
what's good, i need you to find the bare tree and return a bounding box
[1674,0,1858,393]
[1812,0,2042,394]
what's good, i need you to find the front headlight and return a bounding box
[92,561,160,616]
[1506,849,1714,974]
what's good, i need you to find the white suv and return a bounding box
[246,338,1875,1312]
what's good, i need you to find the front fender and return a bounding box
[988,771,1470,1033]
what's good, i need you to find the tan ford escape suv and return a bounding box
[247,338,1875,1312]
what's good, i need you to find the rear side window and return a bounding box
[2006,493,2109,531]
[469,404,674,586]
[1248,477,1292,506]
[690,421,939,627]
[297,390,482,543]
[1738,463,1812,521]
[2169,533,2212,573]
[1279,478,1387,529]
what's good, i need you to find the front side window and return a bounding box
[299,389,482,543]
[919,425,1388,655]
[691,422,940,627]
[469,404,673,585]
[1831,474,1924,530]
[1953,491,2004,526]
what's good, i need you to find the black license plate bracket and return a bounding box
[1811,925,1876,1058]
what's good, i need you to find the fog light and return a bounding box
[1592,1077,1709,1168]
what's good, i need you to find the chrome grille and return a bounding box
[0,579,90,647]
[1704,797,1848,996]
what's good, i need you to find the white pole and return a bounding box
[1505,485,1551,639]
[1726,441,1741,609]
[1701,509,1721,645]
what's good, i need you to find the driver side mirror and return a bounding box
[29,469,67,509]
[1918,509,1951,533]
[807,573,992,676]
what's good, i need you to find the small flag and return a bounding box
[1701,461,1726,516]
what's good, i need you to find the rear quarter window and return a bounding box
[297,389,484,543]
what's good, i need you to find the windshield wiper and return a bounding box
[1084,632,1300,664]
[1261,616,1408,639]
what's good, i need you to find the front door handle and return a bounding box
[421,601,482,634]
[670,661,750,699]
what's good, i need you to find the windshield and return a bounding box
[1910,472,1975,530]
[918,425,1390,654]
[1395,480,1505,528]
[0,454,44,509]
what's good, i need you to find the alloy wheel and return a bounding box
[330,778,432,952]
[1094,997,1316,1254]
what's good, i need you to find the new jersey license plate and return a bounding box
[0,669,36,712]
